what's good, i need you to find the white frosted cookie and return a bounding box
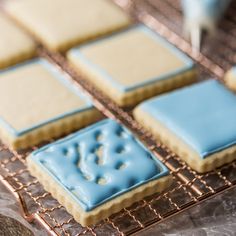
[5,0,131,52]
[27,119,171,226]
[68,25,196,107]
[225,66,236,92]
[134,80,236,173]
[0,12,35,69]
[0,59,101,149]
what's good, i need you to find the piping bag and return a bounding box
[181,0,231,51]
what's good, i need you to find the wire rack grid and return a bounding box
[0,0,236,235]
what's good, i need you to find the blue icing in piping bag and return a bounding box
[181,0,231,51]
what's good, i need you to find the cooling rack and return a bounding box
[0,0,236,235]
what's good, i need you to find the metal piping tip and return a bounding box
[190,26,201,52]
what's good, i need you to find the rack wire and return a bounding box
[0,0,236,235]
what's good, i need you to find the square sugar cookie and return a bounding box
[0,59,101,149]
[5,0,131,52]
[68,25,196,107]
[27,119,171,226]
[0,12,35,69]
[134,80,236,173]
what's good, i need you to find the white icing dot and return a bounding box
[117,129,128,139]
[84,174,92,181]
[116,162,126,170]
[95,131,103,141]
[97,177,107,185]
[94,145,104,165]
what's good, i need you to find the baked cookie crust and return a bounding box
[134,107,236,173]
[134,80,236,173]
[68,25,196,107]
[0,12,35,69]
[225,66,236,92]
[5,0,131,52]
[0,59,101,149]
[27,119,171,226]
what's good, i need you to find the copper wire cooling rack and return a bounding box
[1,0,236,235]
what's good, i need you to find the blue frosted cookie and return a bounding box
[134,80,236,172]
[27,119,171,226]
[68,25,196,107]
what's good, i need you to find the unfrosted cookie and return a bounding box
[225,66,236,92]
[0,59,101,149]
[27,119,171,226]
[68,25,196,107]
[134,80,236,173]
[0,12,35,69]
[5,0,131,52]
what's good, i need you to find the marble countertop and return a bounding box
[136,187,236,236]
[0,181,235,236]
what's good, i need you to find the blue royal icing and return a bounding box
[68,24,194,92]
[29,119,169,211]
[138,80,236,159]
[0,58,93,137]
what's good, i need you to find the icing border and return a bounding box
[0,58,93,137]
[68,24,195,92]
